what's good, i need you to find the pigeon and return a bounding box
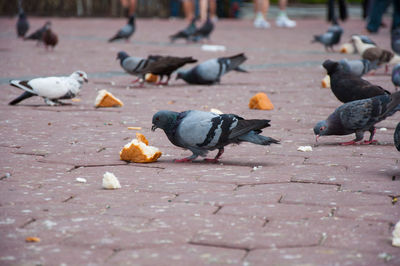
[108,15,135,42]
[42,24,58,50]
[169,18,197,43]
[352,35,400,72]
[189,16,214,42]
[340,35,376,54]
[314,91,400,145]
[338,58,378,77]
[25,21,51,44]
[323,59,390,103]
[392,63,400,91]
[9,71,88,106]
[176,53,247,85]
[151,110,279,162]
[391,28,400,55]
[312,21,343,51]
[16,9,29,38]
[395,122,400,152]
[137,56,197,85]
[116,51,157,83]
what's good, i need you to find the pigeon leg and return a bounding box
[363,127,378,144]
[385,64,389,74]
[204,148,224,163]
[341,131,364,145]
[130,77,140,84]
[44,98,60,106]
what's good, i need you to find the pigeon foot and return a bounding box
[340,140,359,146]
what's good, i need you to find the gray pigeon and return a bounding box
[16,9,29,38]
[395,122,400,151]
[170,18,197,43]
[116,51,157,83]
[338,58,378,77]
[109,15,135,42]
[392,63,400,91]
[151,110,279,162]
[391,28,400,55]
[312,22,343,51]
[9,71,88,106]
[314,91,400,145]
[176,53,247,85]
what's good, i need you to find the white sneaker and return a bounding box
[254,17,270,29]
[276,15,296,28]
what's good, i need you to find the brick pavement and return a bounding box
[0,16,399,265]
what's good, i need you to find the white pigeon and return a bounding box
[9,71,88,106]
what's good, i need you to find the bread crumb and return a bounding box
[25,237,40,243]
[95,89,123,108]
[102,172,121,189]
[76,177,87,183]
[249,92,274,110]
[297,146,313,152]
[392,220,400,247]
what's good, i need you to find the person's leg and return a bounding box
[366,0,389,32]
[128,0,136,16]
[182,0,195,21]
[276,0,296,27]
[199,0,208,22]
[209,0,217,21]
[392,0,400,30]
[254,0,270,28]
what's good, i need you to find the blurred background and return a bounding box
[0,0,364,18]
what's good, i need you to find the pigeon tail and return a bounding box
[9,91,34,105]
[224,53,247,72]
[238,131,279,146]
[10,80,36,94]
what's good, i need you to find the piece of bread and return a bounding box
[249,92,274,110]
[102,172,121,189]
[339,43,355,54]
[145,73,159,83]
[120,133,162,163]
[95,89,123,108]
[321,75,330,88]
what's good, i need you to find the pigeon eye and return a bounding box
[79,73,83,77]
[155,117,159,121]
[320,127,324,131]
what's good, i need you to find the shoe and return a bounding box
[254,17,270,29]
[276,15,296,28]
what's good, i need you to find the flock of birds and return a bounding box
[10,8,400,162]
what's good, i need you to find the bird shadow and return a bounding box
[157,158,281,168]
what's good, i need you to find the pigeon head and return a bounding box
[322,59,340,75]
[151,110,179,132]
[313,120,329,142]
[71,71,88,83]
[117,51,129,62]
[19,11,26,19]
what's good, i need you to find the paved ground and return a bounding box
[0,13,399,265]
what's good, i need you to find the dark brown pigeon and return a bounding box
[395,122,400,152]
[138,56,197,85]
[25,21,51,44]
[314,91,400,145]
[42,26,58,50]
[323,59,390,103]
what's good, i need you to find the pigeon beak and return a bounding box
[84,78,89,83]
[151,124,157,131]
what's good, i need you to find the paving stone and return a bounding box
[1,15,399,265]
